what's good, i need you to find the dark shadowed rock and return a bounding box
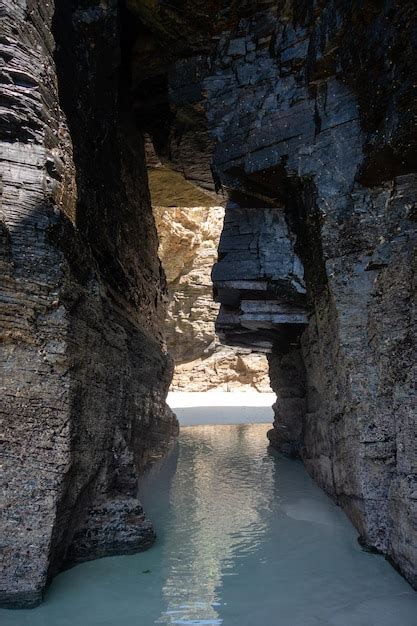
[0,0,177,608]
[130,0,417,587]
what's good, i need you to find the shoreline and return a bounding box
[167,391,275,426]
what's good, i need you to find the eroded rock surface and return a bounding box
[131,0,417,587]
[213,204,308,351]
[1,0,177,608]
[154,205,271,392]
[1,0,416,607]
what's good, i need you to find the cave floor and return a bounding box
[2,415,416,625]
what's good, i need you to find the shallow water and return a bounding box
[2,423,416,626]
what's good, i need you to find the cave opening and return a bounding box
[145,137,275,431]
[51,0,277,457]
[123,8,314,442]
[125,49,277,411]
[1,0,416,618]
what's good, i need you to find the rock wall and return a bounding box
[154,204,271,392]
[0,0,177,608]
[1,0,416,607]
[130,0,417,587]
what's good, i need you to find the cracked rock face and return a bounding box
[1,0,416,608]
[154,204,271,392]
[1,0,177,608]
[132,0,417,587]
[213,203,308,351]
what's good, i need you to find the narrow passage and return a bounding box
[2,402,416,626]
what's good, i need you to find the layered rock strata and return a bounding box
[0,0,177,608]
[154,204,271,392]
[1,0,416,607]
[213,204,308,351]
[130,0,417,586]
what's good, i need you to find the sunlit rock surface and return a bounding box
[154,205,271,392]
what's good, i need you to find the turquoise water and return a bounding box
[2,423,416,625]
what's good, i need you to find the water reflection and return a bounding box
[1,422,416,626]
[141,425,275,625]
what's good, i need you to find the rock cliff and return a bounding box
[154,204,271,392]
[130,0,417,587]
[1,0,416,607]
[1,0,177,608]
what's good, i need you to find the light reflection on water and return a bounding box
[145,425,275,625]
[1,423,416,626]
